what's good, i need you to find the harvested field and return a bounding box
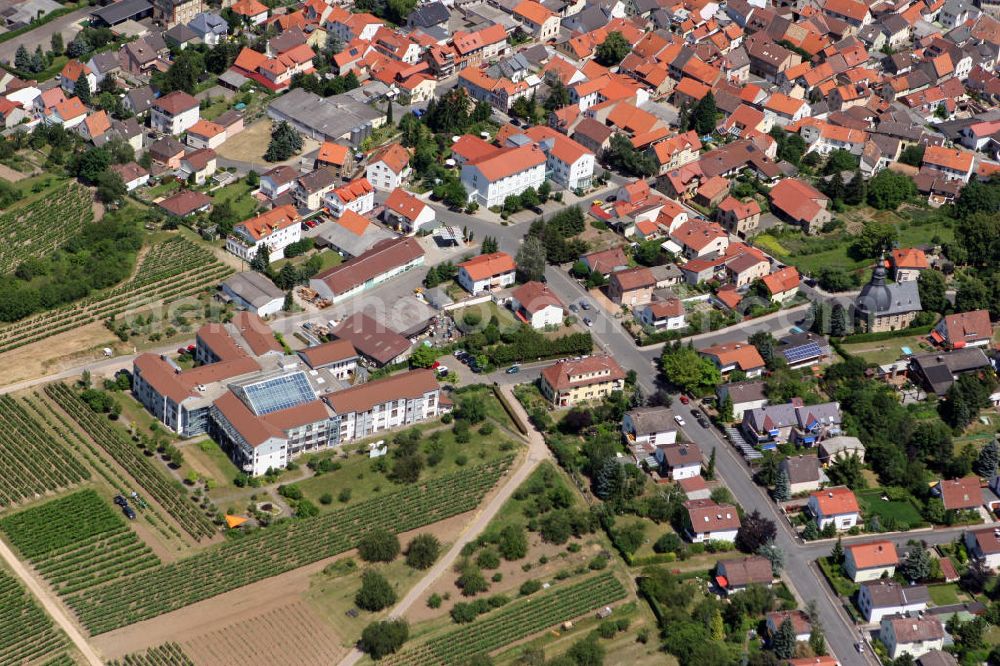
[181,602,347,666]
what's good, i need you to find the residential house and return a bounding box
[684,498,741,543]
[717,196,762,237]
[329,313,413,368]
[923,145,975,182]
[153,0,201,27]
[844,541,899,582]
[151,91,200,135]
[670,219,730,259]
[858,580,929,623]
[622,407,678,447]
[818,436,865,465]
[158,190,213,218]
[44,97,86,128]
[510,125,595,191]
[325,370,442,443]
[148,136,186,169]
[581,246,628,276]
[762,266,801,304]
[315,142,352,177]
[717,380,767,420]
[608,267,656,307]
[322,176,374,217]
[189,12,229,45]
[365,142,410,191]
[932,310,992,349]
[879,616,945,659]
[769,179,832,234]
[111,162,149,191]
[59,60,96,96]
[715,556,774,595]
[120,37,169,77]
[700,342,766,379]
[964,526,1000,569]
[780,456,823,494]
[511,281,565,329]
[742,399,843,447]
[383,187,435,234]
[637,298,686,330]
[763,92,811,127]
[890,248,928,282]
[512,0,560,40]
[766,611,812,642]
[807,486,860,531]
[461,144,547,208]
[936,476,983,512]
[539,355,626,407]
[909,347,991,396]
[457,252,516,294]
[77,110,112,143]
[186,119,227,150]
[177,148,217,185]
[656,442,702,480]
[260,165,299,200]
[231,0,267,24]
[226,205,301,262]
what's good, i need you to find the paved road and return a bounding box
[0,537,103,665]
[0,6,90,64]
[335,384,551,666]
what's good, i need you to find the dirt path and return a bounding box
[335,385,552,666]
[0,537,102,665]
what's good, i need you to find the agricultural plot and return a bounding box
[0,182,93,275]
[107,643,194,666]
[0,569,68,665]
[65,457,514,634]
[182,602,346,666]
[382,573,628,665]
[46,383,217,541]
[0,395,89,507]
[0,236,233,354]
[0,489,161,597]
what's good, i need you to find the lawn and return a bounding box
[856,488,924,529]
[186,438,241,488]
[816,556,859,598]
[928,583,961,606]
[839,333,937,366]
[145,179,181,200]
[272,249,343,274]
[211,179,258,219]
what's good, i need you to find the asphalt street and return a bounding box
[0,6,90,64]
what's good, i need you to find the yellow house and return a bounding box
[540,355,626,407]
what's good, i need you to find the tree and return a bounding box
[758,542,784,576]
[844,169,866,206]
[358,528,401,562]
[355,570,396,611]
[866,169,917,210]
[457,565,490,596]
[659,344,722,396]
[50,32,64,56]
[481,235,499,254]
[691,92,718,136]
[14,45,30,72]
[977,440,1000,478]
[829,304,850,338]
[274,263,299,290]
[544,79,570,111]
[566,636,605,666]
[955,275,990,313]
[249,244,270,274]
[736,509,777,553]
[823,170,845,201]
[75,74,92,106]
[918,269,948,314]
[899,144,925,167]
[405,534,440,569]
[95,171,126,204]
[899,545,932,582]
[246,170,260,187]
[772,617,797,659]
[595,31,629,66]
[603,134,657,177]
[66,36,89,59]
[823,149,858,175]
[705,447,717,481]
[386,98,393,125]
[749,331,777,368]
[409,344,437,368]
[855,220,899,259]
[264,121,303,162]
[773,466,791,501]
[360,619,408,658]
[516,234,547,283]
[831,536,844,564]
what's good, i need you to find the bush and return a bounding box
[355,571,396,611]
[319,493,333,505]
[338,488,352,503]
[405,534,441,570]
[360,619,408,659]
[457,566,490,596]
[588,555,608,570]
[278,484,303,500]
[358,528,401,563]
[477,549,501,569]
[519,579,542,595]
[653,532,683,554]
[498,524,529,560]
[427,593,442,608]
[451,602,478,623]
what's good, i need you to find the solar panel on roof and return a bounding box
[782,342,822,363]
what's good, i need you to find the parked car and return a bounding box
[506,365,520,374]
[569,304,578,312]
[436,365,449,376]
[691,409,703,419]
[579,301,591,310]
[113,495,127,507]
[697,417,710,429]
[673,415,686,426]
[123,506,136,520]
[679,395,689,405]
[583,317,593,327]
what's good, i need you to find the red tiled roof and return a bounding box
[810,486,860,515]
[762,266,800,295]
[235,205,299,241]
[847,540,899,569]
[459,252,515,281]
[939,476,982,510]
[541,355,626,392]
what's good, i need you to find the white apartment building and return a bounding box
[325,369,441,442]
[226,205,301,262]
[151,90,200,135]
[461,144,547,208]
[365,143,410,191]
[323,177,375,217]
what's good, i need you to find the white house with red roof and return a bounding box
[539,355,625,407]
[762,266,801,304]
[59,60,96,96]
[383,188,434,234]
[457,252,516,294]
[670,219,730,259]
[44,97,87,128]
[365,142,411,191]
[807,486,860,530]
[461,144,546,208]
[684,498,741,542]
[923,145,976,183]
[226,205,301,261]
[512,0,560,40]
[151,90,200,135]
[933,310,993,349]
[186,119,227,150]
[323,177,375,218]
[511,125,595,191]
[844,540,899,582]
[511,281,565,329]
[638,298,686,330]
